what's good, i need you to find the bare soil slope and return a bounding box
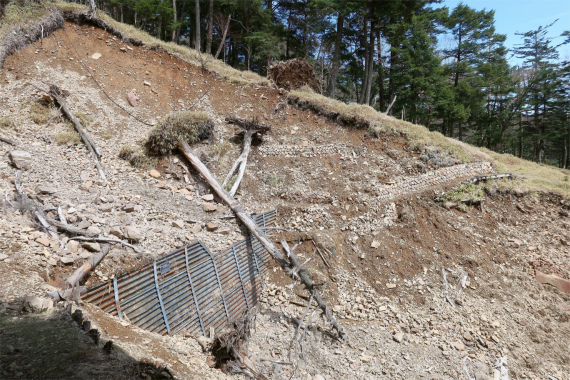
[1,20,569,380]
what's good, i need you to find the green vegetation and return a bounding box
[264,172,284,187]
[442,183,484,203]
[145,111,213,155]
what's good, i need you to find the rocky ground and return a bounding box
[0,21,569,380]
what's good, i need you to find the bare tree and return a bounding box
[214,13,231,60]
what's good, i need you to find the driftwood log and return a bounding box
[178,141,346,340]
[67,244,110,286]
[49,84,107,183]
[223,116,271,197]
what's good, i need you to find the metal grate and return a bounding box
[83,210,276,336]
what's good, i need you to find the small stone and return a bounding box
[218,228,231,235]
[36,237,50,246]
[172,220,185,228]
[82,242,101,252]
[156,181,167,188]
[35,185,56,194]
[203,203,217,212]
[149,169,161,179]
[451,341,465,351]
[299,139,309,147]
[127,89,139,106]
[206,222,218,231]
[360,354,373,363]
[9,150,32,170]
[109,227,124,239]
[192,223,201,233]
[393,332,404,343]
[206,356,216,368]
[474,373,492,380]
[80,251,91,259]
[371,240,380,248]
[143,80,151,86]
[47,258,57,266]
[313,376,325,380]
[123,203,136,213]
[67,240,80,253]
[98,204,113,212]
[123,226,142,242]
[386,283,396,289]
[0,253,8,260]
[60,256,75,265]
[463,332,472,341]
[201,194,214,201]
[78,220,91,229]
[120,47,127,52]
[91,53,102,59]
[86,226,101,235]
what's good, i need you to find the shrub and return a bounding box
[55,131,81,145]
[29,98,53,124]
[0,117,15,129]
[145,111,213,155]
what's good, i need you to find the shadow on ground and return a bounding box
[0,306,173,380]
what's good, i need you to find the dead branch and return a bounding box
[46,217,97,237]
[288,293,314,362]
[67,244,110,287]
[442,268,455,308]
[222,116,271,197]
[178,141,346,340]
[0,135,16,145]
[311,239,330,267]
[49,84,107,183]
[70,236,142,254]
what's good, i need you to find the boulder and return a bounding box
[149,169,161,179]
[60,256,75,265]
[206,222,218,231]
[24,296,52,313]
[67,240,80,253]
[201,194,214,201]
[172,220,185,228]
[9,150,32,170]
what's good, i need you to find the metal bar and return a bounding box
[185,246,206,336]
[232,245,250,309]
[113,278,123,319]
[153,261,170,334]
[248,236,264,290]
[202,242,230,324]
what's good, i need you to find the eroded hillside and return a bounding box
[1,9,570,380]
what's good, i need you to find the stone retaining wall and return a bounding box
[376,161,494,201]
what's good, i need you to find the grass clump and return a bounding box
[118,145,156,168]
[145,111,213,155]
[209,140,232,158]
[442,183,484,203]
[55,130,81,145]
[29,98,53,124]
[0,117,15,129]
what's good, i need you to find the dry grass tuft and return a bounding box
[118,145,155,168]
[29,98,53,124]
[55,130,81,145]
[145,111,213,155]
[0,117,15,129]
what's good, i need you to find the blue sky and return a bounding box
[437,0,570,63]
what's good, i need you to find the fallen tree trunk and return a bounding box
[49,84,106,183]
[178,141,346,340]
[67,244,110,287]
[46,217,97,237]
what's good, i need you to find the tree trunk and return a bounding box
[359,14,369,104]
[171,0,177,42]
[67,245,111,286]
[195,0,201,52]
[177,142,346,340]
[327,12,344,99]
[377,29,384,111]
[364,20,375,105]
[206,0,213,54]
[519,112,523,159]
[214,14,230,60]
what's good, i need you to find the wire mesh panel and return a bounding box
[83,210,277,336]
